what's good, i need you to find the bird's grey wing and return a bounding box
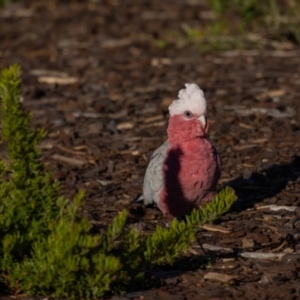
[143,140,168,205]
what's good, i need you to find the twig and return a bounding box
[256,205,297,212]
[204,272,238,283]
[239,251,299,261]
[202,243,233,253]
[202,224,231,233]
[52,154,86,167]
[271,240,287,252]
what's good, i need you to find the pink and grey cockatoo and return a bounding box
[143,83,221,217]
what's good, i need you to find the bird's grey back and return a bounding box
[143,140,168,205]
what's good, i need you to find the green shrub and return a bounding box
[0,65,236,298]
[0,65,124,298]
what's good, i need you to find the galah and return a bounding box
[143,83,221,217]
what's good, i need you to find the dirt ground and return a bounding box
[1,1,300,299]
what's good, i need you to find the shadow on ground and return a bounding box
[227,155,300,211]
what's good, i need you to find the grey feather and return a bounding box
[143,140,168,205]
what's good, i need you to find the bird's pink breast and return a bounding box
[158,138,221,217]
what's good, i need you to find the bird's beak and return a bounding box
[198,115,206,128]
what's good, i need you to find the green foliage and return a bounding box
[0,65,122,298]
[207,0,300,44]
[153,0,300,53]
[0,65,237,298]
[0,0,11,7]
[0,64,60,268]
[209,0,260,23]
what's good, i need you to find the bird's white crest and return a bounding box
[168,83,207,117]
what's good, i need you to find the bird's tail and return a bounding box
[132,193,144,203]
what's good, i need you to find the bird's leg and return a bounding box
[196,234,207,256]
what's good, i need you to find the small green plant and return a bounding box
[0,65,237,298]
[0,65,123,298]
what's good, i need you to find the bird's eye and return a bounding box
[184,110,193,118]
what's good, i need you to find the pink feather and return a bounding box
[158,114,221,217]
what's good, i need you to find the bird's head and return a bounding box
[167,83,209,145]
